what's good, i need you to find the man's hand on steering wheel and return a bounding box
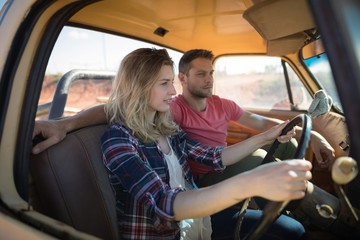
[260,120,296,145]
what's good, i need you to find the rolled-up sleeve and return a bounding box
[175,130,225,172]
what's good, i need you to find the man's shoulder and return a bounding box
[171,95,186,109]
[172,94,184,103]
[208,95,222,101]
[208,95,233,105]
[208,96,243,117]
[171,94,183,105]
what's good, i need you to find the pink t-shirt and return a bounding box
[171,95,244,174]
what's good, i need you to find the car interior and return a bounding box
[1,0,359,239]
[29,0,358,239]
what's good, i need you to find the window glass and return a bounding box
[0,0,7,12]
[303,53,343,112]
[39,26,183,119]
[282,61,313,110]
[214,56,312,110]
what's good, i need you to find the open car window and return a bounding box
[39,26,183,119]
[214,56,313,111]
[303,52,343,113]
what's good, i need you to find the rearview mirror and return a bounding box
[302,39,325,60]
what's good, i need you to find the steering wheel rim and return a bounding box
[242,114,312,240]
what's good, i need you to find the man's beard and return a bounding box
[188,86,212,99]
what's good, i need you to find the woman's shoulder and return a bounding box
[101,123,133,142]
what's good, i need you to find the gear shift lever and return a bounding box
[332,156,359,221]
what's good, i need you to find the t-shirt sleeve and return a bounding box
[221,98,244,121]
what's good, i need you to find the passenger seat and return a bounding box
[30,124,118,240]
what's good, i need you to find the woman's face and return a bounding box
[148,65,176,113]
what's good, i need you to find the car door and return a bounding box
[0,1,100,239]
[308,0,360,209]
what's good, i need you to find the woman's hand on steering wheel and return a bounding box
[242,114,312,240]
[250,160,312,201]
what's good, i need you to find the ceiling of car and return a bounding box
[69,0,316,56]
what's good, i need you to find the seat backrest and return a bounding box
[30,124,118,240]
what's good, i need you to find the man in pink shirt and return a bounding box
[32,49,335,188]
[171,93,266,186]
[170,49,334,187]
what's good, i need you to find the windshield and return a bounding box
[303,53,343,113]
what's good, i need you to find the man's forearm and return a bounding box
[62,104,107,133]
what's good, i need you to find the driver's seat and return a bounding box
[30,124,118,240]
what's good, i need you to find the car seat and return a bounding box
[30,124,118,240]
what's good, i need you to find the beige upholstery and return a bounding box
[30,124,118,240]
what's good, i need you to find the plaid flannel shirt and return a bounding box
[101,123,225,240]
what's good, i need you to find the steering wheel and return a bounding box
[242,114,312,240]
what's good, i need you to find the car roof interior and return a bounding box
[69,0,316,56]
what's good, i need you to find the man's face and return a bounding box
[181,57,214,98]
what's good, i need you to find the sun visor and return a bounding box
[267,32,307,56]
[243,0,315,41]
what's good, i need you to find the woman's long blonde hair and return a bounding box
[105,48,178,143]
